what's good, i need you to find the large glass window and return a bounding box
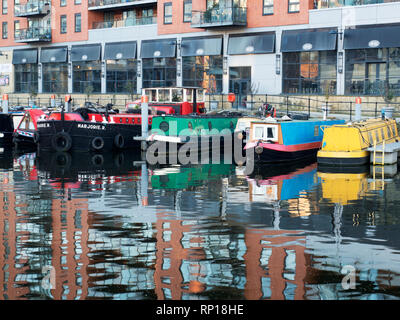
[164,2,172,24]
[345,48,400,96]
[42,63,68,93]
[182,56,223,93]
[283,51,337,95]
[263,0,273,15]
[73,61,101,93]
[106,59,137,93]
[14,64,38,93]
[142,58,176,88]
[14,20,20,39]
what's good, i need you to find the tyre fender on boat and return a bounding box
[114,134,125,149]
[255,140,264,155]
[91,136,105,151]
[52,132,72,152]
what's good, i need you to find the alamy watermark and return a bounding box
[145,125,255,175]
[341,265,356,290]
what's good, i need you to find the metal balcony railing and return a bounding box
[88,0,156,9]
[315,0,400,9]
[14,27,51,42]
[91,16,157,29]
[14,0,50,17]
[191,7,247,28]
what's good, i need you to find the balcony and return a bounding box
[91,16,157,29]
[191,7,247,29]
[14,27,51,43]
[88,0,157,11]
[14,1,50,17]
[315,0,400,9]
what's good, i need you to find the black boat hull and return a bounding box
[37,120,142,153]
[249,146,318,163]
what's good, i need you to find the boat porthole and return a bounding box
[119,118,123,123]
[208,122,212,130]
[160,121,169,132]
[230,121,234,129]
[188,122,193,130]
[126,118,129,123]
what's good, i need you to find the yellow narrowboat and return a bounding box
[317,118,399,166]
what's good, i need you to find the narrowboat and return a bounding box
[247,158,318,204]
[244,117,345,163]
[0,113,17,146]
[317,118,399,166]
[13,109,46,149]
[147,111,244,156]
[36,87,206,153]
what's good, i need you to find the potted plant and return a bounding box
[381,80,395,118]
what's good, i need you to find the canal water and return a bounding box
[0,149,400,300]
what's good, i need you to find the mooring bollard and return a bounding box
[355,97,362,121]
[2,94,8,113]
[141,95,149,151]
[65,95,72,112]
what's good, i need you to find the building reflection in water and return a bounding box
[1,152,400,300]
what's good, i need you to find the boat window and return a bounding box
[171,89,183,102]
[186,89,193,103]
[254,126,264,139]
[314,125,319,136]
[387,126,392,138]
[267,127,275,139]
[159,89,170,102]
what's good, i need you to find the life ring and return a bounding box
[51,132,72,152]
[91,136,104,151]
[114,134,125,149]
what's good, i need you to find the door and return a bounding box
[366,62,387,95]
[229,66,251,109]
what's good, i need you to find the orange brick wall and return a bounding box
[157,0,314,35]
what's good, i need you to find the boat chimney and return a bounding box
[2,94,8,113]
[141,95,149,150]
[355,97,362,121]
[193,89,197,114]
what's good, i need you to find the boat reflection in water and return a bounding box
[1,151,400,300]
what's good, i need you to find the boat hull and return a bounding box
[251,144,319,163]
[37,120,142,153]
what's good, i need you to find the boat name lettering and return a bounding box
[37,123,50,128]
[77,124,106,130]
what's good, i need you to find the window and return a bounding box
[183,0,192,23]
[73,61,101,93]
[14,64,38,93]
[75,13,81,32]
[263,0,273,15]
[14,20,19,39]
[288,0,300,13]
[164,2,172,24]
[283,51,337,95]
[2,0,7,14]
[142,8,154,24]
[2,22,7,39]
[345,48,400,96]
[106,59,137,94]
[142,57,176,88]
[43,63,68,93]
[182,56,223,93]
[60,15,67,34]
[60,0,66,6]
[75,0,81,4]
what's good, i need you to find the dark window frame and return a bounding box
[183,0,192,23]
[2,21,7,39]
[263,0,274,16]
[60,15,67,34]
[74,13,81,33]
[288,0,300,13]
[60,0,66,7]
[164,2,172,25]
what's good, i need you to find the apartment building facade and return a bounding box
[1,0,400,104]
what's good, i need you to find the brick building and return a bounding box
[0,1,400,105]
